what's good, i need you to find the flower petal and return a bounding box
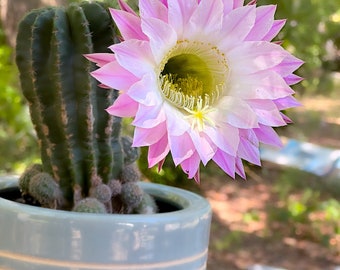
[188,129,216,165]
[140,0,168,22]
[218,5,256,50]
[106,93,138,117]
[85,53,116,67]
[262,19,286,41]
[110,8,147,40]
[213,149,236,178]
[254,124,282,147]
[217,96,258,128]
[127,74,161,106]
[205,124,239,156]
[91,61,138,91]
[245,5,276,41]
[163,103,190,136]
[133,122,167,146]
[228,41,289,74]
[186,0,224,38]
[168,0,197,38]
[148,133,170,168]
[230,70,294,100]
[133,103,166,128]
[247,99,286,126]
[141,17,177,63]
[110,39,155,77]
[238,129,261,165]
[180,151,201,179]
[169,132,195,166]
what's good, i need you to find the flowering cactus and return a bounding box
[90,0,303,182]
[16,1,156,214]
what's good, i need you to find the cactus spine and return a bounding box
[16,1,155,213]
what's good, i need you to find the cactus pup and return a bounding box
[16,1,157,214]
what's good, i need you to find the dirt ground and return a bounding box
[199,95,340,270]
[201,166,340,270]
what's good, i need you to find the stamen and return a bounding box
[160,74,220,112]
[158,40,229,130]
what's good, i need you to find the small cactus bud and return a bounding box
[19,164,43,194]
[134,193,158,214]
[72,197,107,213]
[121,182,143,210]
[121,136,139,165]
[107,179,122,197]
[89,184,112,203]
[28,172,60,208]
[120,164,140,183]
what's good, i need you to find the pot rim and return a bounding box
[0,175,211,223]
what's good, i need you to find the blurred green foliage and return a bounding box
[0,28,38,174]
[260,0,340,94]
[267,169,340,250]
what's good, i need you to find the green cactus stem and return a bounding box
[73,197,107,213]
[16,1,157,214]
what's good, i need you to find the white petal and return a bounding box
[186,0,224,39]
[110,40,155,78]
[128,74,161,106]
[217,96,258,128]
[141,17,177,64]
[228,41,288,74]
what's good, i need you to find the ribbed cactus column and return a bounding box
[15,2,155,214]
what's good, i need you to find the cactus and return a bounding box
[15,1,157,214]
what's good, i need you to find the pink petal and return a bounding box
[228,41,288,74]
[274,96,301,110]
[133,103,166,128]
[188,129,216,165]
[221,0,233,16]
[218,5,256,50]
[141,17,177,63]
[238,129,261,165]
[217,96,258,128]
[110,39,155,77]
[230,70,294,100]
[187,0,224,38]
[233,0,245,8]
[164,103,190,136]
[127,74,161,106]
[91,61,138,91]
[106,94,138,117]
[262,19,286,41]
[148,133,170,168]
[118,0,136,14]
[204,124,239,156]
[85,53,116,67]
[110,8,147,41]
[245,5,276,41]
[247,99,287,127]
[133,122,167,146]
[159,0,167,7]
[168,0,197,38]
[273,54,304,76]
[140,0,168,22]
[284,74,303,85]
[254,124,282,147]
[180,152,201,179]
[235,157,246,178]
[212,149,236,178]
[169,132,195,166]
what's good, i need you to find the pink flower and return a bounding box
[88,0,303,182]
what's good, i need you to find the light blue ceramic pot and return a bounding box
[0,176,211,270]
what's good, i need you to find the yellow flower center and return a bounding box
[159,40,229,130]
